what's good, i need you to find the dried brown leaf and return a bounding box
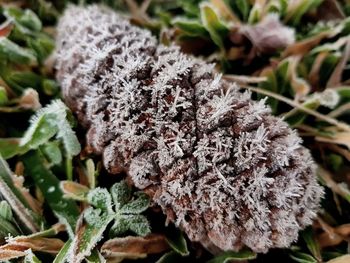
[327,255,350,263]
[318,167,350,202]
[316,132,350,150]
[315,0,346,21]
[0,174,40,232]
[327,39,350,88]
[101,234,169,262]
[283,30,339,57]
[240,14,295,54]
[210,0,240,23]
[61,180,89,201]
[224,74,267,85]
[308,51,328,89]
[18,88,41,110]
[0,20,13,37]
[0,236,64,261]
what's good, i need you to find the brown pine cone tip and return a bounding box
[55,5,324,253]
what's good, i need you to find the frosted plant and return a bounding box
[55,5,324,253]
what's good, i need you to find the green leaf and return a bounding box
[0,38,36,65]
[24,250,42,263]
[0,219,19,239]
[40,141,62,165]
[18,9,42,32]
[301,227,322,262]
[248,2,262,24]
[20,114,58,151]
[259,71,279,113]
[156,251,184,263]
[126,214,151,237]
[86,249,105,263]
[53,240,72,263]
[266,0,288,15]
[110,181,131,209]
[22,150,79,236]
[87,187,113,214]
[109,216,130,237]
[319,53,341,87]
[234,0,250,21]
[200,3,229,50]
[7,73,43,95]
[0,200,13,221]
[179,0,201,17]
[276,59,291,94]
[285,0,323,26]
[28,36,55,64]
[327,153,343,171]
[41,79,59,96]
[0,138,24,159]
[120,192,150,214]
[0,86,8,106]
[290,251,318,263]
[165,226,189,256]
[20,100,81,158]
[72,208,114,263]
[173,18,208,37]
[285,99,320,126]
[207,249,257,263]
[336,86,350,100]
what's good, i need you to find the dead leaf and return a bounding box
[0,20,13,37]
[316,131,350,150]
[211,0,240,23]
[318,167,350,203]
[18,88,41,110]
[61,180,89,201]
[315,0,346,21]
[226,47,246,60]
[327,39,350,88]
[327,255,350,263]
[287,56,311,99]
[283,30,340,57]
[101,234,170,262]
[0,236,64,261]
[0,249,26,261]
[308,51,328,89]
[223,74,267,85]
[240,14,295,54]
[323,144,350,162]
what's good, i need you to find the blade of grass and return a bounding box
[21,150,79,236]
[0,155,41,233]
[234,83,350,132]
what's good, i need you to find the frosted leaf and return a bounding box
[109,216,129,237]
[120,192,150,214]
[311,89,340,109]
[110,181,131,209]
[240,13,295,54]
[87,188,113,214]
[126,214,151,237]
[24,249,41,263]
[20,100,80,157]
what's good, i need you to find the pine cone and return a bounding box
[55,5,323,253]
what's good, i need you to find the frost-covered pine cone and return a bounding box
[55,5,323,253]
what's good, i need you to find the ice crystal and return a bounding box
[55,5,324,253]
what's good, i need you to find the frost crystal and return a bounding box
[55,5,324,253]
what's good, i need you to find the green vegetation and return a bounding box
[0,0,349,262]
